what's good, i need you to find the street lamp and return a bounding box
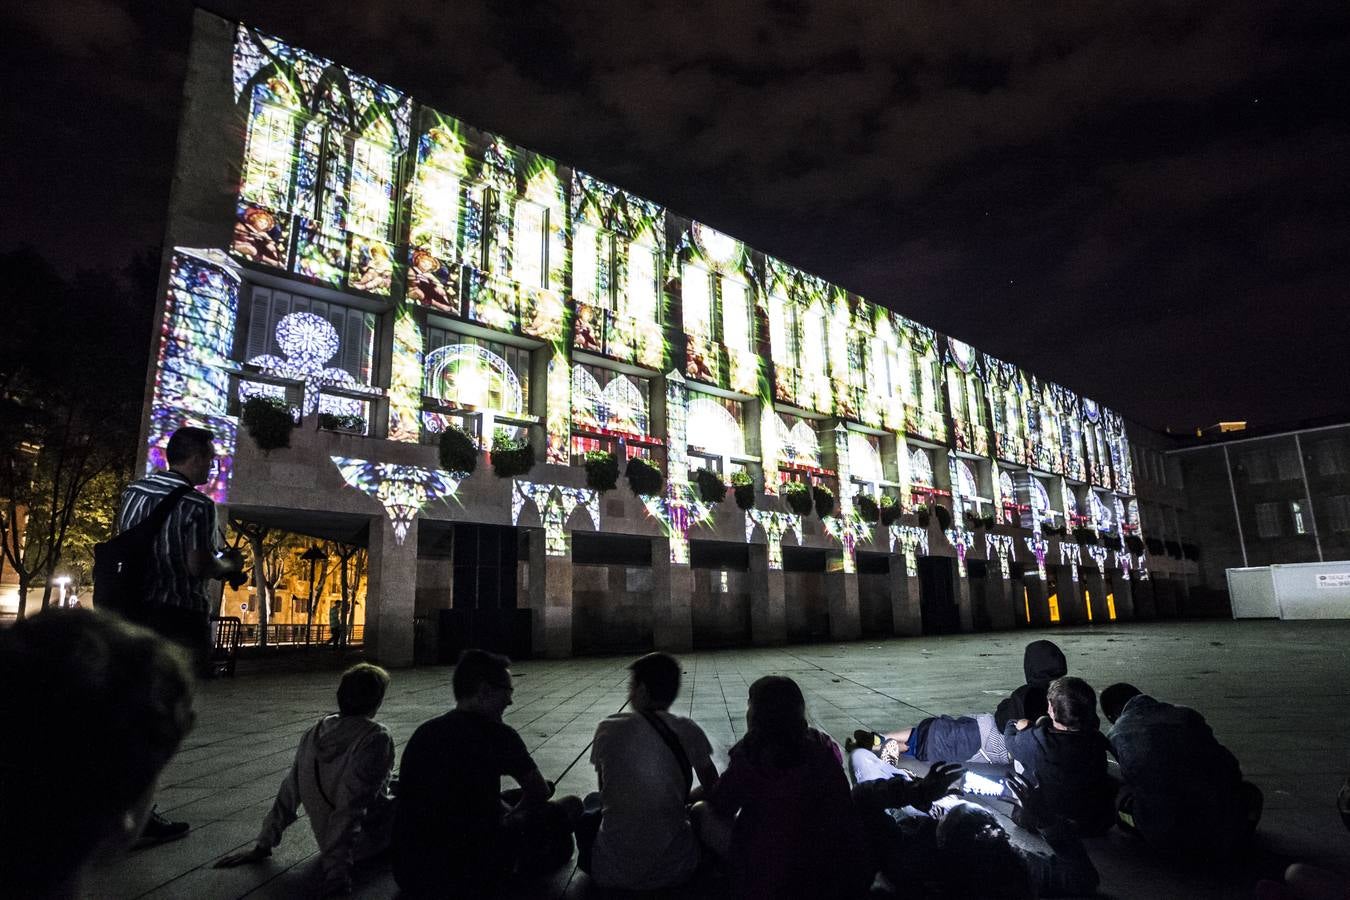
[301,546,328,644]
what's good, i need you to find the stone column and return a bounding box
[984,563,1016,630]
[526,530,574,659]
[748,543,786,645]
[1056,564,1088,625]
[652,538,693,652]
[1083,567,1109,624]
[954,560,974,632]
[825,561,862,641]
[889,552,923,636]
[1110,569,1135,621]
[365,515,419,667]
[1024,575,1050,627]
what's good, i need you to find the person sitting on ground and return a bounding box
[853,640,1069,767]
[578,652,719,892]
[849,751,1099,898]
[1005,675,1116,837]
[391,649,578,898]
[1101,682,1263,857]
[696,676,872,899]
[214,663,397,895]
[0,609,196,899]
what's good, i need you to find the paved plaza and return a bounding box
[92,619,1350,899]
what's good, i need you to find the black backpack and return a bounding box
[93,484,193,615]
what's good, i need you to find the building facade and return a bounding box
[139,13,1151,664]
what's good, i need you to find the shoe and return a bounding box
[852,729,883,754]
[134,808,189,849]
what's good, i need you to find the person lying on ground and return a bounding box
[1005,676,1116,837]
[849,750,1099,898]
[695,676,872,899]
[0,610,195,899]
[1100,682,1263,858]
[577,652,719,892]
[391,649,580,898]
[214,663,397,896]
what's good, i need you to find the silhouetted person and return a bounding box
[996,639,1069,730]
[215,663,396,895]
[1005,676,1116,837]
[0,610,195,899]
[392,649,577,897]
[578,652,719,891]
[1101,682,1263,857]
[698,676,871,899]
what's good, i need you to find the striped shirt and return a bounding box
[115,470,219,613]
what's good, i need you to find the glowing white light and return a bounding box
[693,222,738,267]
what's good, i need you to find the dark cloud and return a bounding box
[2,0,1348,430]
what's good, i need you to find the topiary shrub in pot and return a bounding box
[242,395,294,453]
[490,429,535,478]
[914,503,931,527]
[731,471,755,510]
[783,480,813,516]
[695,467,728,504]
[933,503,952,530]
[963,510,982,531]
[438,425,479,476]
[625,456,664,496]
[855,493,879,523]
[583,450,618,492]
[879,495,901,527]
[812,484,835,519]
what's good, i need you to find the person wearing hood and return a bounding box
[215,663,396,896]
[995,640,1068,731]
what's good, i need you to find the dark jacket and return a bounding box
[1007,719,1115,837]
[995,640,1068,731]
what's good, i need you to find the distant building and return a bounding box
[137,12,1153,663]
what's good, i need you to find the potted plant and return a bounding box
[812,484,835,519]
[879,495,901,527]
[783,481,813,516]
[489,429,535,478]
[914,503,931,527]
[695,467,728,504]
[318,412,365,433]
[963,510,982,531]
[1072,526,1097,545]
[583,450,618,492]
[438,425,479,475]
[855,493,879,523]
[625,456,664,496]
[731,471,755,510]
[933,503,952,530]
[241,395,294,453]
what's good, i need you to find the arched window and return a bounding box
[848,433,884,485]
[688,396,745,460]
[777,416,821,468]
[957,460,981,499]
[999,471,1015,503]
[1030,478,1052,518]
[908,447,933,486]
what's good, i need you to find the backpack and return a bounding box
[93,484,193,615]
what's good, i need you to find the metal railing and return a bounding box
[235,623,365,647]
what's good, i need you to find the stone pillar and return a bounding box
[1056,564,1088,625]
[365,515,418,667]
[825,561,862,641]
[1110,570,1135,621]
[748,543,786,645]
[526,530,573,659]
[954,560,974,632]
[889,552,922,636]
[984,564,1016,630]
[652,538,693,652]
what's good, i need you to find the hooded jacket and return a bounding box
[994,640,1068,731]
[257,714,395,887]
[1007,719,1115,837]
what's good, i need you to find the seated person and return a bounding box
[1102,682,1263,857]
[579,652,718,891]
[1005,676,1116,837]
[0,610,196,899]
[697,676,871,899]
[853,640,1069,767]
[849,751,1099,898]
[215,664,397,895]
[392,649,578,898]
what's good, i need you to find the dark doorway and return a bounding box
[966,559,991,631]
[917,556,961,635]
[452,523,518,610]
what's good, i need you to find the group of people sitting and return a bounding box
[0,610,1296,900]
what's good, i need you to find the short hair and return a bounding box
[453,648,512,700]
[337,663,390,716]
[0,610,195,893]
[629,652,681,709]
[1100,683,1142,725]
[1047,676,1099,732]
[937,803,1034,899]
[165,427,215,465]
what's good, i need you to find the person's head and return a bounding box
[936,803,1034,899]
[628,652,681,711]
[337,663,391,717]
[452,648,514,720]
[165,427,216,486]
[741,675,810,767]
[0,609,195,896]
[1100,683,1143,725]
[1047,676,1099,732]
[1022,639,1067,687]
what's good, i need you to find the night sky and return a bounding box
[4,1,1348,432]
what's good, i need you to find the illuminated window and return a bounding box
[1291,501,1308,535]
[802,302,826,377]
[1031,478,1052,519]
[244,286,374,384]
[513,199,547,289]
[688,394,746,460]
[1255,502,1281,539]
[767,293,792,365]
[683,263,713,337]
[720,278,751,351]
[569,365,651,457]
[777,415,821,468]
[425,329,530,413]
[908,447,933,486]
[624,237,659,322]
[240,104,296,211]
[849,432,884,486]
[347,138,395,238]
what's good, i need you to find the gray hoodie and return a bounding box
[257,714,395,888]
